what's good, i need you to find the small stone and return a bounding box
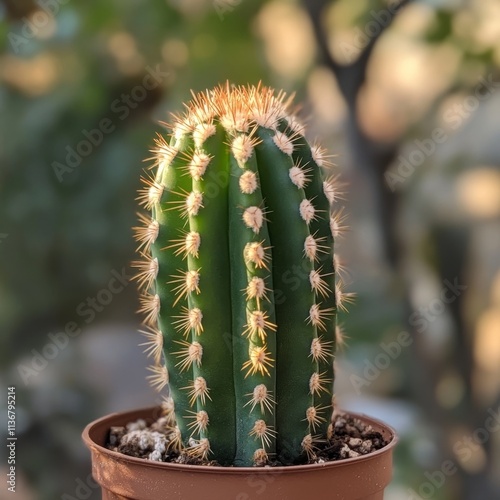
[109,426,125,446]
[359,440,373,454]
[138,431,155,451]
[121,430,141,445]
[126,419,147,432]
[345,424,357,435]
[339,444,351,458]
[152,433,167,454]
[149,450,163,461]
[334,418,347,430]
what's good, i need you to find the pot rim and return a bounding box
[83,406,398,474]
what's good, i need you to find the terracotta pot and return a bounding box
[83,406,397,500]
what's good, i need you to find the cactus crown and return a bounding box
[133,83,349,466]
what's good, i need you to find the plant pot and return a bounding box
[83,406,397,500]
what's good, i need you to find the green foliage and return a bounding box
[425,10,453,43]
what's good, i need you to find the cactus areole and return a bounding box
[133,83,350,466]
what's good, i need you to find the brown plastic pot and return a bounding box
[83,406,397,500]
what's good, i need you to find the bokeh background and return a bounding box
[1,0,500,498]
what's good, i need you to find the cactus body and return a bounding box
[134,84,347,466]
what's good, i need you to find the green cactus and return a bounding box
[133,83,350,466]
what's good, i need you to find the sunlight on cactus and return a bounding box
[133,83,349,466]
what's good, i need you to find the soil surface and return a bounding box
[106,409,388,466]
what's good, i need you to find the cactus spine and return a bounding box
[134,83,349,466]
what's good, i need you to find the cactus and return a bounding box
[133,83,350,466]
